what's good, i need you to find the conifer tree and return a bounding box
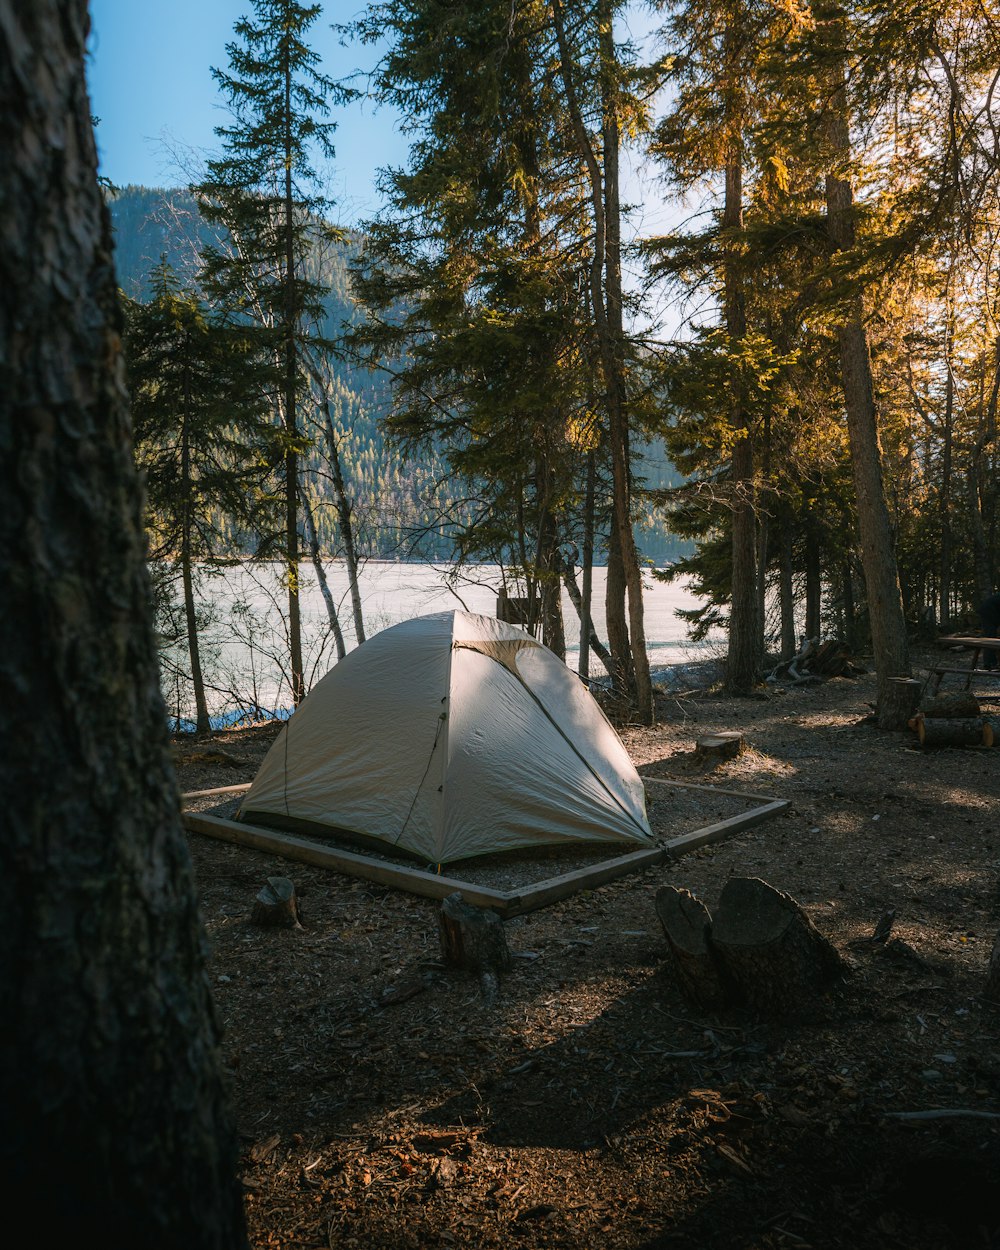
[193,0,346,705]
[647,0,785,689]
[551,0,655,721]
[123,260,276,733]
[351,0,595,660]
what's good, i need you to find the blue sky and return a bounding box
[86,1,410,225]
[85,1,672,234]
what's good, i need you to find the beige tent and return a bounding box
[237,610,653,865]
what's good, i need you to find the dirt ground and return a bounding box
[173,646,1000,1250]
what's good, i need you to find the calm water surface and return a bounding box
[183,560,719,724]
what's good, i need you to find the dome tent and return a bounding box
[236,610,653,866]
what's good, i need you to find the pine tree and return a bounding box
[193,0,347,705]
[123,259,276,733]
[351,0,598,660]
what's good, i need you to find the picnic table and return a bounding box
[925,635,1000,696]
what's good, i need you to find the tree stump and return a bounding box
[708,878,848,1016]
[654,886,729,1009]
[915,716,993,748]
[919,691,981,720]
[883,678,923,730]
[695,732,746,761]
[250,877,302,929]
[439,892,511,1003]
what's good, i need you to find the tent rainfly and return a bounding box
[237,610,654,866]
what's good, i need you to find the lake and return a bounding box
[174,560,720,726]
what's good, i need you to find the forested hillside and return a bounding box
[109,185,690,566]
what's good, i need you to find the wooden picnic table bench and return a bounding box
[924,635,1000,696]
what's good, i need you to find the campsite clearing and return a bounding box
[175,649,1000,1250]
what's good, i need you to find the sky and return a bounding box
[86,0,674,235]
[86,0,411,225]
[85,0,686,338]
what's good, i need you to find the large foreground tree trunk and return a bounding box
[0,4,248,1246]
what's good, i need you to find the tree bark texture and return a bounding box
[438,893,511,1003]
[721,13,759,697]
[779,516,796,660]
[180,394,211,734]
[918,691,981,719]
[985,931,1000,1009]
[914,716,993,748]
[654,886,730,1010]
[0,4,248,1245]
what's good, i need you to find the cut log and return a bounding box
[918,691,981,719]
[882,678,924,731]
[708,877,848,1016]
[916,716,993,748]
[654,886,729,1010]
[250,876,303,929]
[439,892,511,1003]
[695,732,746,761]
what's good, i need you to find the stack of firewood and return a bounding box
[908,691,997,748]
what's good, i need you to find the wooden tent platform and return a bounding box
[181,778,788,918]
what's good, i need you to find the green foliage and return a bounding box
[123,258,278,560]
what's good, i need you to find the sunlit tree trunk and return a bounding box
[822,9,910,725]
[722,137,759,694]
[553,0,653,722]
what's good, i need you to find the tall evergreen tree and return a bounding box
[123,259,276,733]
[193,0,346,705]
[552,0,655,721]
[352,0,598,660]
[647,0,789,686]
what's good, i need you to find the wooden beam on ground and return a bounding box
[661,798,789,856]
[181,783,253,801]
[182,811,512,913]
[502,846,669,918]
[488,788,789,917]
[641,776,782,803]
[182,782,789,918]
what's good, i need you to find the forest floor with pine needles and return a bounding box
[174,644,1000,1250]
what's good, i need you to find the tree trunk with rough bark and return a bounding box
[822,12,911,727]
[779,516,797,660]
[179,384,211,735]
[301,492,347,661]
[579,451,596,680]
[718,7,758,696]
[282,47,304,706]
[552,0,652,723]
[0,3,249,1245]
